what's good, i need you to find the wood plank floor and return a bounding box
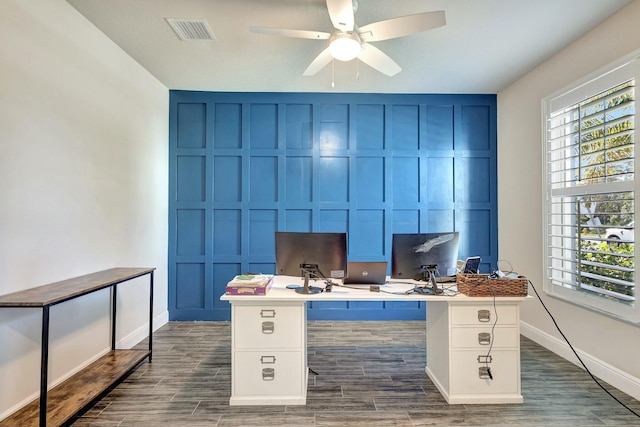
[71,321,640,426]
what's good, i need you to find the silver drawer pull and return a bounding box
[262,367,275,381]
[262,321,275,334]
[260,355,276,364]
[477,355,492,364]
[478,332,491,345]
[477,309,491,322]
[260,309,276,318]
[479,366,491,379]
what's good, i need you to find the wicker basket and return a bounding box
[456,273,528,297]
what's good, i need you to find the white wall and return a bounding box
[498,0,640,399]
[0,0,169,418]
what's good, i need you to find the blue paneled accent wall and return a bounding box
[169,91,497,321]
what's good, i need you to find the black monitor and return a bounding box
[391,232,460,294]
[275,231,347,294]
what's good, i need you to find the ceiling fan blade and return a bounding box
[303,47,334,76]
[358,43,401,76]
[250,26,330,40]
[326,0,354,32]
[359,11,446,42]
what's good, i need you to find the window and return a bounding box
[544,52,639,322]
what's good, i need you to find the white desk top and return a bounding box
[220,275,528,303]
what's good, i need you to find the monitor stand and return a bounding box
[295,263,323,294]
[413,264,443,295]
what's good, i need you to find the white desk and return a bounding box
[220,276,526,406]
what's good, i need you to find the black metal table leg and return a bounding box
[148,271,154,362]
[40,306,50,427]
[111,284,118,350]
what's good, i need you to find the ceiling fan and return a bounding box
[250,0,445,77]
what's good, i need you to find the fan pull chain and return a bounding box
[331,59,335,88]
[356,58,360,80]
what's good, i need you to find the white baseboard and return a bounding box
[117,310,169,349]
[521,321,640,401]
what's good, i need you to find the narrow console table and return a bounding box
[0,267,155,427]
[221,275,528,406]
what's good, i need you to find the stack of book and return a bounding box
[225,274,274,295]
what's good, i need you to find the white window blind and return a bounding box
[544,54,639,321]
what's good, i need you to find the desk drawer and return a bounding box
[451,326,519,349]
[451,305,518,326]
[450,349,519,395]
[233,351,304,397]
[234,305,303,350]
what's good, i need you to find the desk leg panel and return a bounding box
[425,301,450,397]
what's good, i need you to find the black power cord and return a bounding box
[527,278,640,419]
[461,273,498,380]
[478,263,639,418]
[461,268,640,419]
[484,291,498,380]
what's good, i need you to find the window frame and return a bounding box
[542,50,640,323]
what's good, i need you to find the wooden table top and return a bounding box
[0,267,155,307]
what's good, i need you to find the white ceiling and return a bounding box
[66,0,632,94]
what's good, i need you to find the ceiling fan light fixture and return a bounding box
[329,32,361,61]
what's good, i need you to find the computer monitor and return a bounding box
[275,231,347,294]
[391,232,460,294]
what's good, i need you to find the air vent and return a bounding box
[165,18,217,41]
